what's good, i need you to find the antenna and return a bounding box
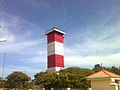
[101,62,102,67]
[101,62,104,70]
[2,53,6,79]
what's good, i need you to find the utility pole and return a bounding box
[0,26,7,79]
[2,53,6,79]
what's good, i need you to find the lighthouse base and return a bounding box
[47,67,63,72]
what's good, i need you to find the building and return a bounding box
[86,70,120,90]
[45,27,65,72]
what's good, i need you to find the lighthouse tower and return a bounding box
[45,27,65,72]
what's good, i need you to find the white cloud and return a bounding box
[64,8,120,68]
[0,39,41,54]
[65,53,120,67]
[0,12,46,78]
[0,12,45,54]
[0,1,120,77]
[23,55,47,63]
[65,20,120,55]
[0,28,15,42]
[0,12,42,41]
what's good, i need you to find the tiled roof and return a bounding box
[86,70,120,79]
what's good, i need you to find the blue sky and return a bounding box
[0,0,120,78]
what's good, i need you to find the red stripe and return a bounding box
[47,31,64,43]
[48,54,64,68]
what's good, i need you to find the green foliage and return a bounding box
[34,67,93,88]
[24,82,35,89]
[58,73,90,88]
[68,74,89,88]
[92,64,102,72]
[34,72,59,88]
[92,64,120,75]
[5,71,31,89]
[59,67,94,76]
[104,66,120,75]
[4,65,120,89]
[58,67,92,88]
[57,73,69,88]
[0,80,6,88]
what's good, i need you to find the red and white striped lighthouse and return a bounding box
[45,27,65,72]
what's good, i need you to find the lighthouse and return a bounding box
[45,27,65,72]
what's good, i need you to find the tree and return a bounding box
[58,73,90,88]
[5,71,31,89]
[67,73,89,88]
[34,72,59,88]
[24,82,35,89]
[34,67,93,88]
[92,64,102,72]
[92,64,120,75]
[110,66,120,75]
[58,67,93,88]
[57,73,70,88]
[0,79,6,88]
[104,66,120,75]
[59,67,94,76]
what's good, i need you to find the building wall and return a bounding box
[91,79,116,90]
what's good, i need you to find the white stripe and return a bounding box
[48,45,64,52]
[48,51,64,56]
[47,41,64,56]
[48,67,64,72]
[48,41,63,47]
